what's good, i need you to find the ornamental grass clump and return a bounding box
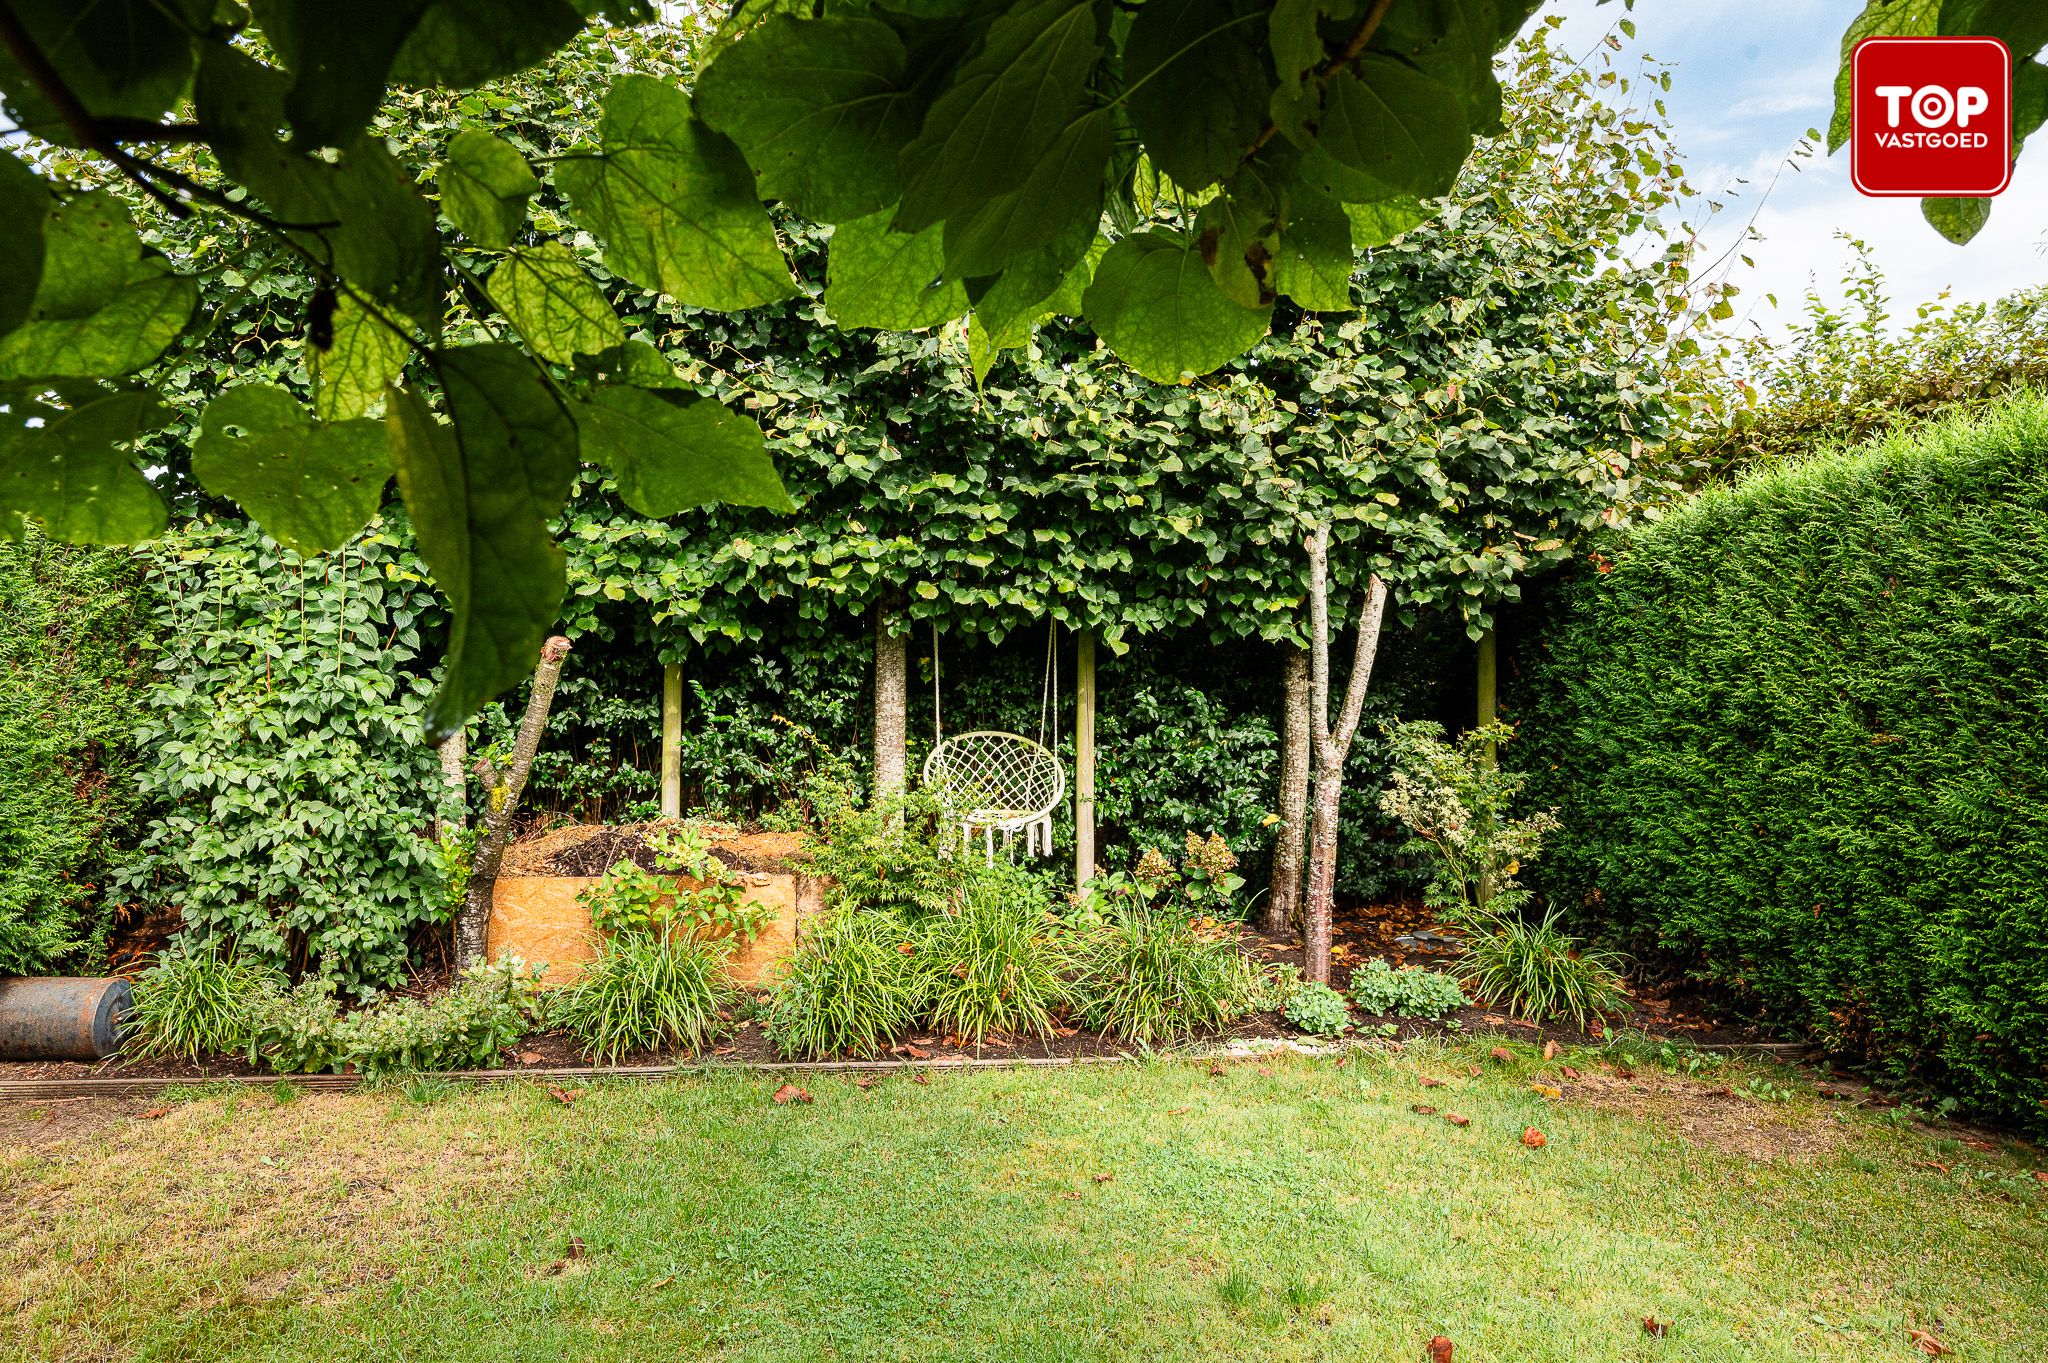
[762,909,934,1060]
[1456,909,1631,1035]
[551,931,736,1063]
[1074,910,1260,1046]
[126,942,283,1061]
[922,867,1074,1044]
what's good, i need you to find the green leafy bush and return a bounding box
[1281,981,1353,1039]
[0,528,155,973]
[1456,911,1630,1033]
[1347,959,1468,1020]
[577,824,773,944]
[763,910,934,1060]
[922,868,1073,1044]
[246,959,545,1077]
[127,943,283,1062]
[805,785,968,917]
[1511,396,2048,1128]
[1074,912,1261,1046]
[1380,721,1558,922]
[549,932,736,1063]
[111,520,455,995]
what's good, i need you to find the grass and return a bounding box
[4,1042,2046,1361]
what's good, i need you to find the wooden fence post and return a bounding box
[1075,631,1096,884]
[661,663,682,818]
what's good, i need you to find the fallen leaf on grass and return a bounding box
[1521,1128,1547,1148]
[1256,1065,1272,1075]
[911,1071,930,1086]
[1167,1106,1191,1116]
[1444,1113,1470,1128]
[853,1076,878,1090]
[1426,1335,1455,1362]
[1963,1138,1997,1152]
[771,1084,812,1105]
[545,1085,585,1107]
[1542,1039,1559,1060]
[1908,1327,1952,1356]
[1914,1160,1951,1176]
[1466,1065,1481,1077]
[140,1107,170,1120]
[648,1273,675,1290]
[1411,1104,1438,1116]
[1053,1026,1079,1038]
[1058,1191,1082,1201]
[2033,1171,2048,1186]
[1093,1173,1114,1183]
[1489,1047,1513,1065]
[1419,1076,1444,1088]
[1530,1083,1562,1100]
[567,1236,586,1260]
[1208,1063,1227,1077]
[1642,1316,1668,1337]
[1559,1065,1582,1082]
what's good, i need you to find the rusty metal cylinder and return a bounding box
[0,977,134,1060]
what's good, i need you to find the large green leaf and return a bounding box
[0,192,196,383]
[1314,55,1471,199]
[193,384,391,554]
[827,212,969,330]
[441,130,541,249]
[310,293,412,421]
[198,48,444,327]
[1923,195,1992,245]
[0,0,209,138]
[574,386,793,518]
[486,243,625,362]
[0,151,51,338]
[695,15,924,222]
[555,76,798,311]
[1273,184,1354,311]
[389,344,579,740]
[894,0,1100,234]
[1081,229,1271,382]
[247,0,434,147]
[1124,0,1273,191]
[1827,0,1939,152]
[390,0,588,89]
[0,392,170,543]
[1344,194,1432,246]
[1270,0,1331,99]
[1372,0,1518,137]
[940,106,1110,280]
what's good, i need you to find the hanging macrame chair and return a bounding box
[921,621,1065,862]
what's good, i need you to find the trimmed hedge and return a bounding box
[1509,396,2048,1131]
[0,530,154,973]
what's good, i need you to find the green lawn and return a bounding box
[6,1042,2045,1362]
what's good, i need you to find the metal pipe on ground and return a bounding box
[0,977,133,1060]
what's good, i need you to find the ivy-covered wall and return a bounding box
[0,528,156,973]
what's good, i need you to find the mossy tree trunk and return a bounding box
[1267,643,1312,936]
[873,589,908,800]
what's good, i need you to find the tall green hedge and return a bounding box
[1510,396,2048,1131]
[0,529,154,974]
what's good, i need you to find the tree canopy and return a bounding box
[0,0,2031,733]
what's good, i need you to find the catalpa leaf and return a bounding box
[695,14,923,222]
[1273,184,1353,311]
[1082,229,1271,382]
[941,105,1110,281]
[247,0,434,147]
[1125,0,1273,191]
[827,212,968,330]
[1269,0,1328,99]
[199,48,444,327]
[0,192,196,383]
[1315,55,1471,199]
[0,0,209,139]
[575,386,793,518]
[576,338,689,388]
[0,391,170,543]
[1371,0,1521,137]
[1344,194,1431,246]
[894,0,1100,234]
[390,344,578,741]
[194,383,391,554]
[391,0,588,89]
[486,242,625,362]
[441,130,541,249]
[1923,195,1990,245]
[311,293,412,421]
[0,151,51,338]
[556,76,798,311]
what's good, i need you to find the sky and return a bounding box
[1536,0,2048,344]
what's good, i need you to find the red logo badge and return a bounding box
[1851,37,2012,197]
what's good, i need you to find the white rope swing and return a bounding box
[923,619,1065,862]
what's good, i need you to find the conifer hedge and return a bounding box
[1510,396,2048,1130]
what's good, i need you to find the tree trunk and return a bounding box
[872,591,908,800]
[455,635,571,972]
[1302,522,1390,986]
[1266,643,1312,936]
[434,729,467,844]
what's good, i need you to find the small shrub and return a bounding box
[1281,981,1352,1038]
[550,932,736,1062]
[244,958,544,1077]
[1178,831,1246,915]
[1347,958,1467,1020]
[763,910,933,1059]
[1458,909,1629,1032]
[1074,910,1260,1046]
[578,823,773,945]
[127,943,283,1061]
[806,786,966,916]
[1379,720,1558,923]
[246,977,347,1073]
[923,868,1073,1043]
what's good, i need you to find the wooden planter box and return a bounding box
[487,868,829,986]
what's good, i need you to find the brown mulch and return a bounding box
[502,821,811,878]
